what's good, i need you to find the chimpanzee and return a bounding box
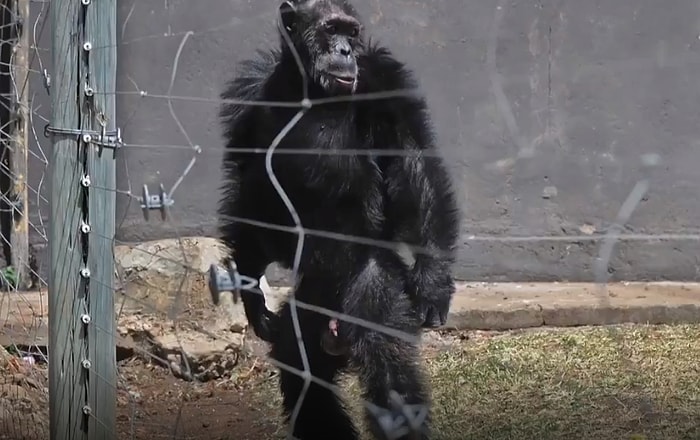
[216,0,460,438]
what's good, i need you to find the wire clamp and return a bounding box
[139,184,174,221]
[44,124,123,150]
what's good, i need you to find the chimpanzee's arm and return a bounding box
[384,138,460,328]
[359,45,461,327]
[218,53,280,342]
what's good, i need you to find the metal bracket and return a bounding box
[208,260,258,305]
[139,184,174,221]
[44,124,123,150]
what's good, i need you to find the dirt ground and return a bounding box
[0,342,282,440]
[3,324,700,440]
[114,354,281,440]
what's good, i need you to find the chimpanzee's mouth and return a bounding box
[333,76,355,85]
[320,72,357,93]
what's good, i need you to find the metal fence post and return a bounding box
[49,0,118,438]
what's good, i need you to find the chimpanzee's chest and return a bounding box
[293,112,383,164]
[263,112,392,234]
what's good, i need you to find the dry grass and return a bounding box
[250,324,700,440]
[426,324,700,440]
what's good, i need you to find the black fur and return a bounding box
[217,1,460,438]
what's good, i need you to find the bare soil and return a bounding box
[115,354,282,440]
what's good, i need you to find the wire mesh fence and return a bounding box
[0,0,699,439]
[0,0,50,438]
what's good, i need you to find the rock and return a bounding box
[0,346,10,367]
[115,237,227,312]
[113,237,291,336]
[212,289,248,334]
[115,237,226,276]
[153,331,243,360]
[148,331,245,382]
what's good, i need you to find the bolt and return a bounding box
[81,0,90,4]
[80,268,90,278]
[80,314,91,324]
[81,359,91,369]
[82,133,92,143]
[83,42,92,51]
[82,405,91,415]
[84,87,94,97]
[80,222,91,234]
[80,175,91,187]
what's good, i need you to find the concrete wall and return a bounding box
[25,0,700,282]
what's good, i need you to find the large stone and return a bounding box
[113,237,291,343]
[114,236,227,312]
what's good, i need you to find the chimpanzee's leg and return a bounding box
[270,279,358,440]
[339,249,431,440]
[356,332,430,440]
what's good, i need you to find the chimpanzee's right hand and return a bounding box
[249,307,279,342]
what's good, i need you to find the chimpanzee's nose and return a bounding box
[336,40,352,57]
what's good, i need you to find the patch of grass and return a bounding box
[0,266,18,289]
[247,324,700,440]
[428,324,700,440]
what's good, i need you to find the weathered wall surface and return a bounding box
[25,0,700,282]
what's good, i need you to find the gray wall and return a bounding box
[26,0,700,282]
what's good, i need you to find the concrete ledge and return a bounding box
[447,281,700,330]
[2,282,699,349]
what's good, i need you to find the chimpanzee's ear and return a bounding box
[279,1,297,34]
